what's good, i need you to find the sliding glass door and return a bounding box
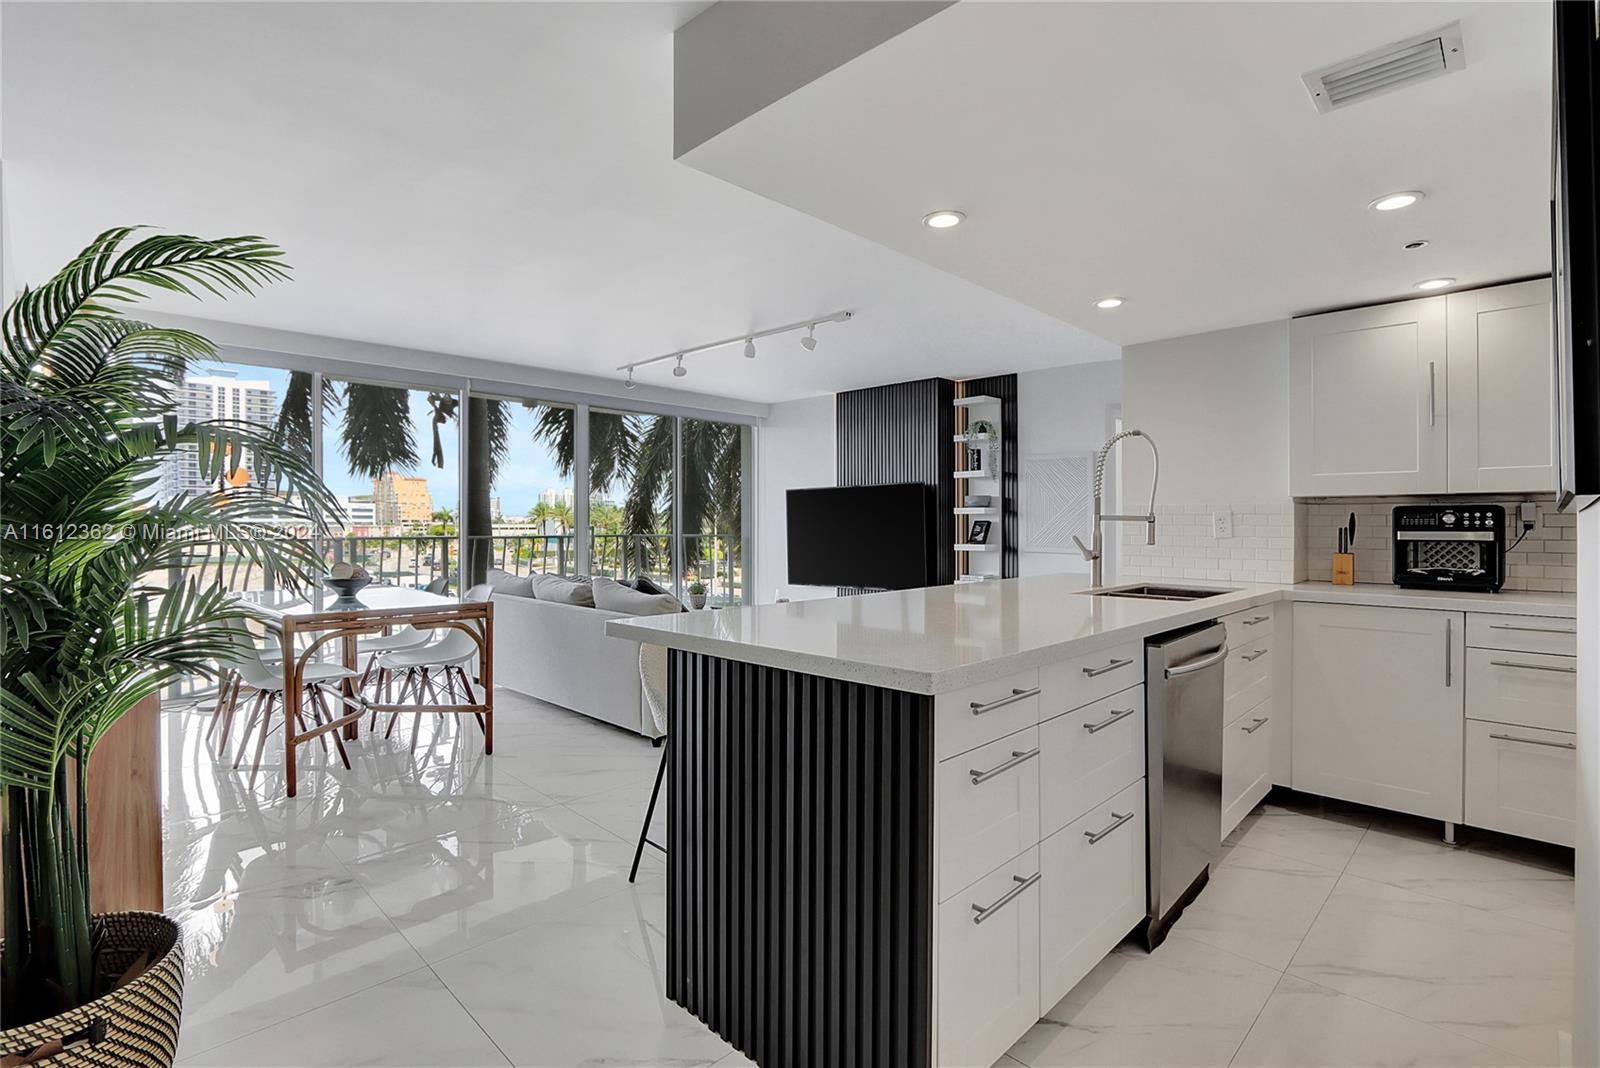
[462,395,577,583]
[680,417,750,605]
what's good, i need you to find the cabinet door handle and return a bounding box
[969,687,1040,715]
[1242,716,1270,734]
[1428,361,1437,427]
[1489,732,1577,751]
[1488,623,1575,636]
[1082,657,1134,678]
[1083,706,1137,734]
[1240,648,1270,662]
[1083,810,1136,844]
[1241,615,1270,626]
[1444,618,1452,687]
[1489,659,1577,675]
[971,871,1040,924]
[969,747,1040,786]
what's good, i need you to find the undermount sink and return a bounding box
[1081,584,1237,602]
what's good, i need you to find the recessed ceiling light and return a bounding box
[1095,297,1124,309]
[1414,277,1455,291]
[1370,191,1424,212]
[1403,239,1430,250]
[923,210,966,229]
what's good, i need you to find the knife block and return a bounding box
[1331,552,1355,586]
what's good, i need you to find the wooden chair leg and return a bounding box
[207,669,235,740]
[247,693,279,787]
[215,676,244,753]
[313,687,353,771]
[386,669,417,739]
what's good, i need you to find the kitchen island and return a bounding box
[608,575,1282,1068]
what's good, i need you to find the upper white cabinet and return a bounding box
[1446,279,1556,493]
[1290,280,1554,497]
[1290,295,1447,496]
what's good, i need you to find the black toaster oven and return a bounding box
[1392,505,1507,592]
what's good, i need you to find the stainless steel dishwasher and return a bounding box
[1141,621,1228,950]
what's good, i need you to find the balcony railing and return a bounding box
[158,532,743,604]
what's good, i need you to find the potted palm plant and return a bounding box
[1,228,337,1065]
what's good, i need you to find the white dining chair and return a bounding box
[629,643,668,883]
[222,620,362,784]
[207,619,282,754]
[374,627,485,747]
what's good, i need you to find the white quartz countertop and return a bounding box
[605,577,1575,695]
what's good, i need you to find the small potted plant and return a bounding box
[687,579,708,609]
[1,228,337,1066]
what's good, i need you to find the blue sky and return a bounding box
[202,361,571,515]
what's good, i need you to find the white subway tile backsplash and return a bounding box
[1119,501,1297,585]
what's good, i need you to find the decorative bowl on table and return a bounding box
[324,565,372,607]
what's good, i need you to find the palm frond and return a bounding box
[340,381,416,477]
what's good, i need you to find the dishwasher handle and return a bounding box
[1163,645,1228,679]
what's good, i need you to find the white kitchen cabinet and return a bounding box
[1464,721,1576,847]
[1447,279,1555,493]
[1290,295,1447,496]
[1290,280,1555,497]
[1039,780,1146,1009]
[1292,602,1464,822]
[938,726,1041,897]
[1223,696,1274,838]
[937,848,1040,1068]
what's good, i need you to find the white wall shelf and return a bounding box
[955,543,996,552]
[954,469,991,480]
[954,507,998,516]
[953,395,1000,408]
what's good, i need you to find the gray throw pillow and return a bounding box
[529,572,595,607]
[592,576,683,616]
[485,568,534,598]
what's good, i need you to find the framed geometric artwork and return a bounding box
[1020,453,1094,553]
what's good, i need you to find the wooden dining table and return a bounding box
[236,585,494,797]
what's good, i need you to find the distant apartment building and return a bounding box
[373,472,434,529]
[539,486,575,509]
[490,496,504,522]
[338,494,378,535]
[159,371,277,498]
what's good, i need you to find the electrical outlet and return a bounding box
[1212,511,1233,539]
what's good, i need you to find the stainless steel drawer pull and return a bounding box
[1241,615,1270,626]
[1083,706,1137,734]
[1240,648,1270,662]
[971,871,1040,924]
[1083,810,1136,845]
[969,747,1040,785]
[1444,618,1452,688]
[1165,646,1228,679]
[969,686,1041,715]
[1489,659,1578,675]
[1082,657,1134,678]
[1488,623,1575,636]
[1242,716,1270,734]
[1489,732,1577,751]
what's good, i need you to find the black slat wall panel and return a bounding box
[666,649,934,1068]
[836,378,957,587]
[957,373,1019,578]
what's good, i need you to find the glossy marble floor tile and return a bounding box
[1008,933,1280,1067]
[178,967,512,1067]
[1288,872,1572,1065]
[1167,843,1339,971]
[162,693,1574,1068]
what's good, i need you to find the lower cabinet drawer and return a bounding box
[1466,613,1577,657]
[1465,648,1578,733]
[935,668,1042,761]
[1040,686,1145,837]
[1465,720,1576,847]
[938,726,1041,899]
[1039,779,1146,1010]
[937,848,1041,1068]
[1222,699,1273,839]
[1039,641,1143,722]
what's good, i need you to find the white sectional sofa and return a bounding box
[489,587,662,739]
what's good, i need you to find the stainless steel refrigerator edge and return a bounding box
[1142,621,1228,950]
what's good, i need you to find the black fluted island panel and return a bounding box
[667,648,934,1068]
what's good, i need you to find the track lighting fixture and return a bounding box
[615,310,852,385]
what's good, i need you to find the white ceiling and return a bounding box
[683,1,1554,347]
[0,2,1118,406]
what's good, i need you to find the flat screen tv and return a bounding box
[787,483,933,590]
[1553,0,1599,510]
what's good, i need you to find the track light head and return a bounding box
[672,354,688,378]
[624,368,636,389]
[744,337,756,359]
[799,324,817,351]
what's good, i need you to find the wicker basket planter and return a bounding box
[1,912,184,1068]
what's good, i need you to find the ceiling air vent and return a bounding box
[1302,23,1466,114]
